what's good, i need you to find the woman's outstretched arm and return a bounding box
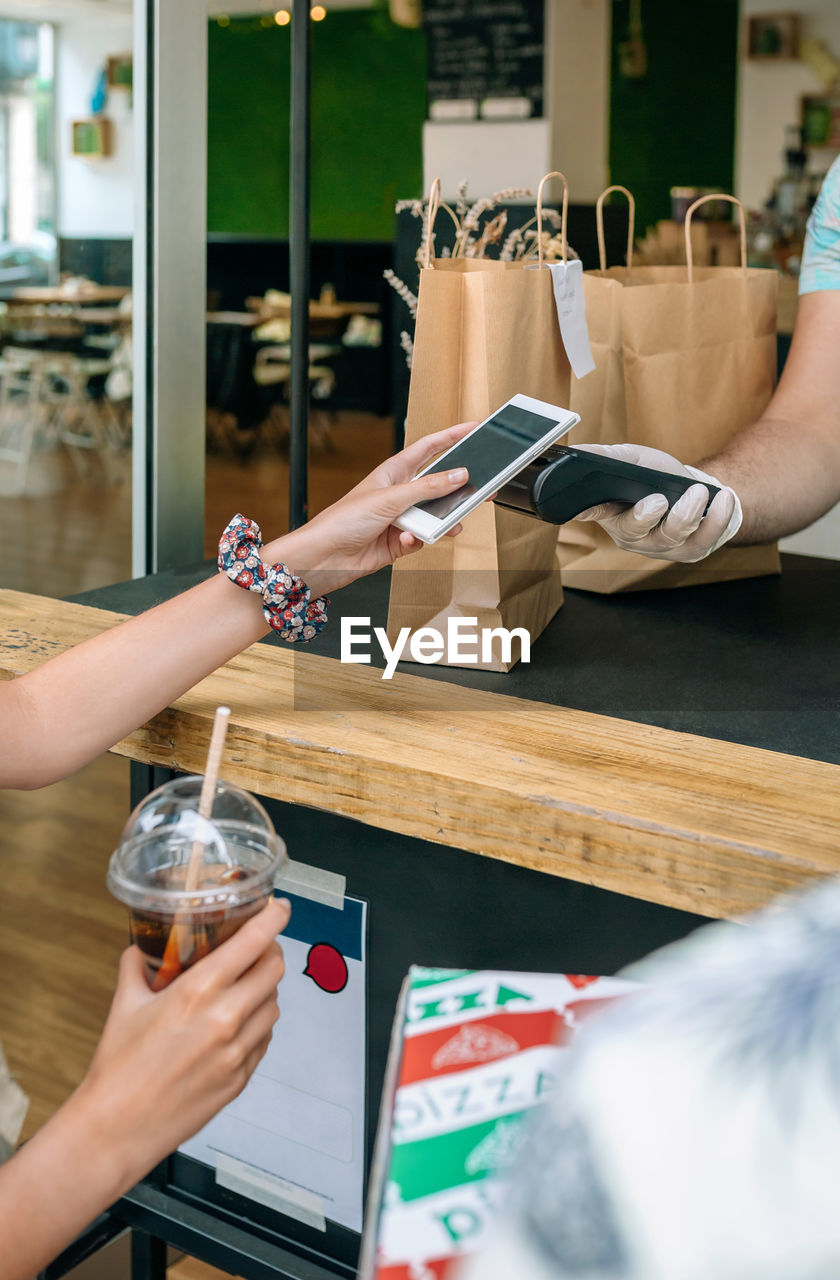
[0,424,472,789]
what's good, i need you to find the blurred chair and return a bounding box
[0,305,85,345]
[45,353,129,480]
[253,344,338,451]
[0,303,130,494]
[0,348,52,495]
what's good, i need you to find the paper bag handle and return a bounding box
[421,178,463,268]
[422,178,442,270]
[536,171,569,269]
[595,185,635,273]
[684,194,747,283]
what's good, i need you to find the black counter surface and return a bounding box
[74,551,840,765]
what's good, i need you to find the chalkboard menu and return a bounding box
[423,0,544,121]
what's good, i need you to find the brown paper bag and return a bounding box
[562,189,781,592]
[387,175,573,671]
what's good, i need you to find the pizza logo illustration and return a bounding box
[431,1023,519,1071]
[464,1118,524,1175]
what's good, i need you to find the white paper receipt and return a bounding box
[548,259,596,380]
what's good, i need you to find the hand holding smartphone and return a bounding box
[393,394,580,544]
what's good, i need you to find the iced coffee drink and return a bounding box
[107,777,286,989]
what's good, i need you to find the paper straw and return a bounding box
[184,704,231,892]
[151,705,231,990]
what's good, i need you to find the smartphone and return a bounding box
[394,393,581,544]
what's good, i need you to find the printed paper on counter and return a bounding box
[180,889,367,1234]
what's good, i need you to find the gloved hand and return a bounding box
[572,442,742,563]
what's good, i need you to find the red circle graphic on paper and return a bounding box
[304,942,348,993]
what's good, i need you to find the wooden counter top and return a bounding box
[1,588,838,922]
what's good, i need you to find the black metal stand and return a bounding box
[39,1176,350,1280]
[129,762,175,809]
[118,1183,343,1280]
[130,1223,167,1280]
[289,0,311,530]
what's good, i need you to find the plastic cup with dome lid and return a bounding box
[107,774,287,989]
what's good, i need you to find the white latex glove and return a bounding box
[573,442,742,563]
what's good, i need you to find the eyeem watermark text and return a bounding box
[340,616,531,679]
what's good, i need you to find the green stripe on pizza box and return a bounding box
[409,968,475,991]
[387,1111,527,1203]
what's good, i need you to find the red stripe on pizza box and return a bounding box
[400,1008,569,1084]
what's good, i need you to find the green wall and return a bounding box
[207,11,426,241]
[609,0,739,236]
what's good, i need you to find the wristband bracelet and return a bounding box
[218,514,328,643]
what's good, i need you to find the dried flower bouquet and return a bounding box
[388,181,578,367]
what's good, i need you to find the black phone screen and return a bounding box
[415,404,561,520]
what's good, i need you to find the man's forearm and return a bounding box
[704,413,840,545]
[705,289,840,545]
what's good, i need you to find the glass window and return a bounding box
[0,10,133,599]
[204,6,425,554]
[0,4,137,1150]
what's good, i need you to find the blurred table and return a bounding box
[6,284,130,306]
[206,310,260,328]
[1,302,130,354]
[245,295,379,341]
[1,288,132,352]
[67,306,132,327]
[245,296,379,321]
